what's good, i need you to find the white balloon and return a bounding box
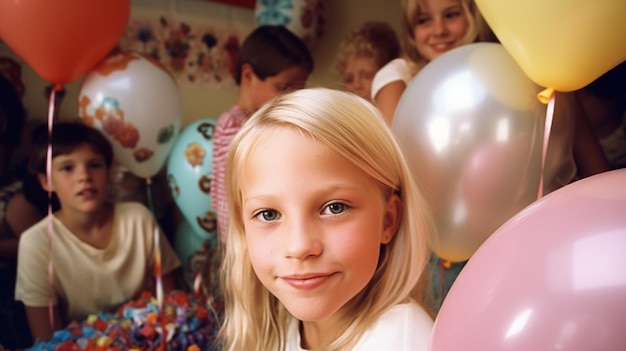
[393,43,575,261]
[79,52,182,179]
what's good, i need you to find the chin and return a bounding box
[282,299,342,322]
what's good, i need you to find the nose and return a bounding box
[283,218,322,260]
[77,164,93,182]
[432,18,449,37]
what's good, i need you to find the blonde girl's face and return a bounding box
[342,55,379,100]
[413,0,469,61]
[240,127,399,334]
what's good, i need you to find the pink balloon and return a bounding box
[430,169,626,351]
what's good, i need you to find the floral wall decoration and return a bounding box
[255,0,325,50]
[118,16,243,88]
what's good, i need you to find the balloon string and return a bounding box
[46,85,61,329]
[147,178,166,348]
[145,177,154,214]
[193,270,203,297]
[153,227,167,350]
[537,91,556,199]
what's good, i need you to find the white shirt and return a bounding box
[371,58,414,101]
[15,202,181,322]
[286,302,433,351]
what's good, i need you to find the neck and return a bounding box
[235,87,258,117]
[299,311,350,349]
[55,203,114,238]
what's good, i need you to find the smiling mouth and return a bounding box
[281,273,335,290]
[431,43,455,51]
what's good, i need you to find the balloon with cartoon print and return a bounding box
[173,218,215,293]
[78,51,182,178]
[167,118,218,243]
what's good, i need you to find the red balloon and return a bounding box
[0,0,130,85]
[430,169,626,351]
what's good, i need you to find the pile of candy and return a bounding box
[27,291,223,351]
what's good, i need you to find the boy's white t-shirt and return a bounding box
[286,302,434,351]
[15,202,181,322]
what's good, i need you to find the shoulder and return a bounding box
[371,58,413,99]
[355,302,433,351]
[379,302,433,329]
[215,105,248,130]
[376,58,412,78]
[115,202,155,219]
[115,201,149,211]
[18,217,51,249]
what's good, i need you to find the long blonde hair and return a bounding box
[400,0,497,75]
[219,88,436,350]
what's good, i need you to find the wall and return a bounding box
[0,0,401,127]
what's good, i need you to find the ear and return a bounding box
[381,193,402,244]
[240,63,255,86]
[37,173,53,193]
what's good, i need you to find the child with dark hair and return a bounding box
[211,25,314,244]
[15,121,181,342]
[574,61,626,175]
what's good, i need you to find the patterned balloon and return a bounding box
[255,0,325,49]
[173,218,216,295]
[79,51,182,178]
[167,118,218,243]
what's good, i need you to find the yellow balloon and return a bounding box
[475,0,626,92]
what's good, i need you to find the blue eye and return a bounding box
[255,209,280,222]
[323,202,348,215]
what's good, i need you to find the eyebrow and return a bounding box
[243,183,363,205]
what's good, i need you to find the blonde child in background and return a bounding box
[211,25,314,245]
[219,88,436,351]
[333,21,400,100]
[371,0,496,312]
[372,0,496,124]
[15,121,180,341]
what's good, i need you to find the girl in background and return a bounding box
[372,0,496,124]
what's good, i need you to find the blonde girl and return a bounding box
[219,88,436,350]
[372,0,496,124]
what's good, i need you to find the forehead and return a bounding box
[53,143,103,160]
[417,0,463,13]
[345,56,379,70]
